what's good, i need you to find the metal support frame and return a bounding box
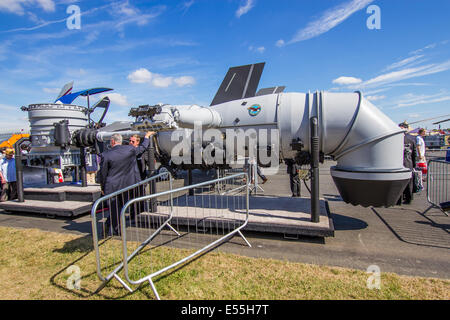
[119,172,251,299]
[247,160,264,195]
[217,160,263,196]
[80,147,87,187]
[188,169,193,195]
[14,137,31,203]
[147,137,157,212]
[91,171,250,298]
[424,159,449,216]
[90,172,176,292]
[310,118,320,223]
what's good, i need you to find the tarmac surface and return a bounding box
[0,151,449,279]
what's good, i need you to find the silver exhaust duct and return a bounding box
[122,89,411,208]
[277,91,411,207]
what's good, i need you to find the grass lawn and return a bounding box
[0,226,448,300]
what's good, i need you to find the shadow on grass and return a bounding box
[49,234,154,300]
[53,234,94,253]
[148,239,228,298]
[49,227,251,300]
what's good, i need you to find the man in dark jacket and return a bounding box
[97,131,154,235]
[398,123,417,205]
[129,134,149,180]
[286,159,301,197]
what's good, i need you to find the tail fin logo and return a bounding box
[248,104,261,116]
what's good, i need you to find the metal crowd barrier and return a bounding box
[90,172,175,292]
[217,159,264,195]
[425,159,449,216]
[119,172,250,299]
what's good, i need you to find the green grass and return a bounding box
[0,226,448,300]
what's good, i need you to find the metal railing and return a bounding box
[217,159,264,195]
[119,172,250,299]
[90,172,175,292]
[425,159,449,216]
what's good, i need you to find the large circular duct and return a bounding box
[145,90,411,208]
[277,91,411,207]
[23,103,88,148]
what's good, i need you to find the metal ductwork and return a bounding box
[173,105,222,128]
[277,91,411,207]
[150,91,410,208]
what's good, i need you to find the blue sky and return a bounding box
[0,0,449,131]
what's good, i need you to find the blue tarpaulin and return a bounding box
[55,87,113,104]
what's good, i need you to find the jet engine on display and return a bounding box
[126,63,411,208]
[20,62,411,208]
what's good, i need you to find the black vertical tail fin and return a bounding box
[210,62,265,106]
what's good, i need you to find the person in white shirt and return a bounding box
[0,148,17,202]
[416,128,426,162]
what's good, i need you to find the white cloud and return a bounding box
[363,87,391,96]
[128,68,153,83]
[393,91,450,108]
[1,3,108,33]
[410,42,438,55]
[0,41,11,60]
[360,60,450,88]
[174,76,196,87]
[256,46,265,54]
[115,0,139,17]
[383,55,425,72]
[236,0,255,18]
[36,0,55,12]
[366,95,386,101]
[110,2,166,31]
[127,68,195,88]
[43,87,60,94]
[103,93,130,107]
[180,0,195,14]
[0,0,55,15]
[249,46,265,54]
[2,2,162,34]
[275,39,285,47]
[283,0,374,45]
[152,76,173,88]
[0,104,30,130]
[0,0,26,14]
[0,16,67,33]
[332,76,362,85]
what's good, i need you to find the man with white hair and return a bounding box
[97,131,155,236]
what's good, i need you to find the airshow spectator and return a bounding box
[0,148,17,202]
[96,131,154,236]
[416,128,426,163]
[129,134,150,180]
[398,123,417,205]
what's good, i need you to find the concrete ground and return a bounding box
[0,151,448,279]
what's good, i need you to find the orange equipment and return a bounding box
[0,133,30,149]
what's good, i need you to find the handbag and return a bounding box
[416,161,427,175]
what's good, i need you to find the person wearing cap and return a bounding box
[0,148,17,202]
